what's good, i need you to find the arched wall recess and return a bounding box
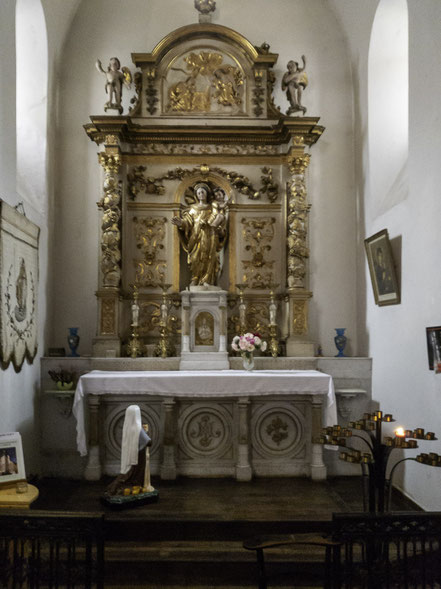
[368,0,408,217]
[16,0,48,213]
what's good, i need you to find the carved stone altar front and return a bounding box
[85,21,324,360]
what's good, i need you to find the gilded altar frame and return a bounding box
[85,23,324,358]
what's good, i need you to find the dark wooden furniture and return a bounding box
[0,510,104,588]
[244,512,441,589]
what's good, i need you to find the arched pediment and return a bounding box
[131,23,278,119]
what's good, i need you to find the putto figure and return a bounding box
[96,57,132,114]
[281,56,308,115]
[172,183,229,287]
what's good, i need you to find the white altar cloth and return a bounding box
[73,369,336,456]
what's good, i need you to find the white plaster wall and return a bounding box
[331,0,441,510]
[0,0,42,475]
[50,0,356,357]
[0,0,82,476]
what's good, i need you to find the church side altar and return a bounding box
[73,370,336,482]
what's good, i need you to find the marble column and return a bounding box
[84,395,102,481]
[236,397,252,481]
[160,398,177,480]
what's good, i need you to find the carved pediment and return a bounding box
[131,24,279,119]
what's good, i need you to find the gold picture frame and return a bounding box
[365,229,400,306]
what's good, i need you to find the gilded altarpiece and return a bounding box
[85,23,324,358]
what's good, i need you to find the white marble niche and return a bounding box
[180,287,229,370]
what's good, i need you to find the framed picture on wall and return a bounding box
[0,432,26,486]
[426,326,441,372]
[364,229,400,306]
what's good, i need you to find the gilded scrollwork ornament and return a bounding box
[260,167,279,203]
[241,217,275,289]
[252,70,265,117]
[98,154,122,288]
[131,144,279,155]
[100,298,116,335]
[127,166,165,199]
[126,164,278,202]
[145,69,158,115]
[266,70,281,117]
[292,301,308,336]
[129,71,142,116]
[286,153,311,289]
[245,303,270,340]
[133,216,167,288]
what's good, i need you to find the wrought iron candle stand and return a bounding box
[316,411,440,513]
[154,284,176,359]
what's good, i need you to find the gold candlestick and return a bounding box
[154,284,175,358]
[236,283,248,334]
[127,284,142,358]
[268,283,279,358]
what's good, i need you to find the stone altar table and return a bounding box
[73,370,336,482]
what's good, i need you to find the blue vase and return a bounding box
[67,327,80,357]
[334,328,347,357]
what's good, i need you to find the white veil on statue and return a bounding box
[120,405,142,474]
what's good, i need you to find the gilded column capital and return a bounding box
[98,152,121,174]
[287,152,311,175]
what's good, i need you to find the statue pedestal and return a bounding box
[179,287,230,371]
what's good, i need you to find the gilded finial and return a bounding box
[194,0,216,23]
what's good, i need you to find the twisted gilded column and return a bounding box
[93,143,123,357]
[285,146,314,356]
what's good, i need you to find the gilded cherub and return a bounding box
[96,57,132,114]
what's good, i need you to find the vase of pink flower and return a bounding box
[231,333,267,371]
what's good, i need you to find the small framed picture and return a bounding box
[364,229,400,306]
[426,326,441,372]
[0,432,26,486]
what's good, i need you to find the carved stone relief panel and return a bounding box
[251,402,306,459]
[178,402,234,461]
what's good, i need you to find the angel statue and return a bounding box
[281,56,308,115]
[96,57,132,114]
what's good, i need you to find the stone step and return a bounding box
[103,539,328,588]
[105,539,329,562]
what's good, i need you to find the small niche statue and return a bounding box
[96,56,132,114]
[102,405,158,508]
[281,56,308,115]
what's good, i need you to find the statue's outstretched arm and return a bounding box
[95,59,105,75]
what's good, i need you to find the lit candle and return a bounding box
[384,414,393,422]
[395,427,406,437]
[426,432,436,440]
